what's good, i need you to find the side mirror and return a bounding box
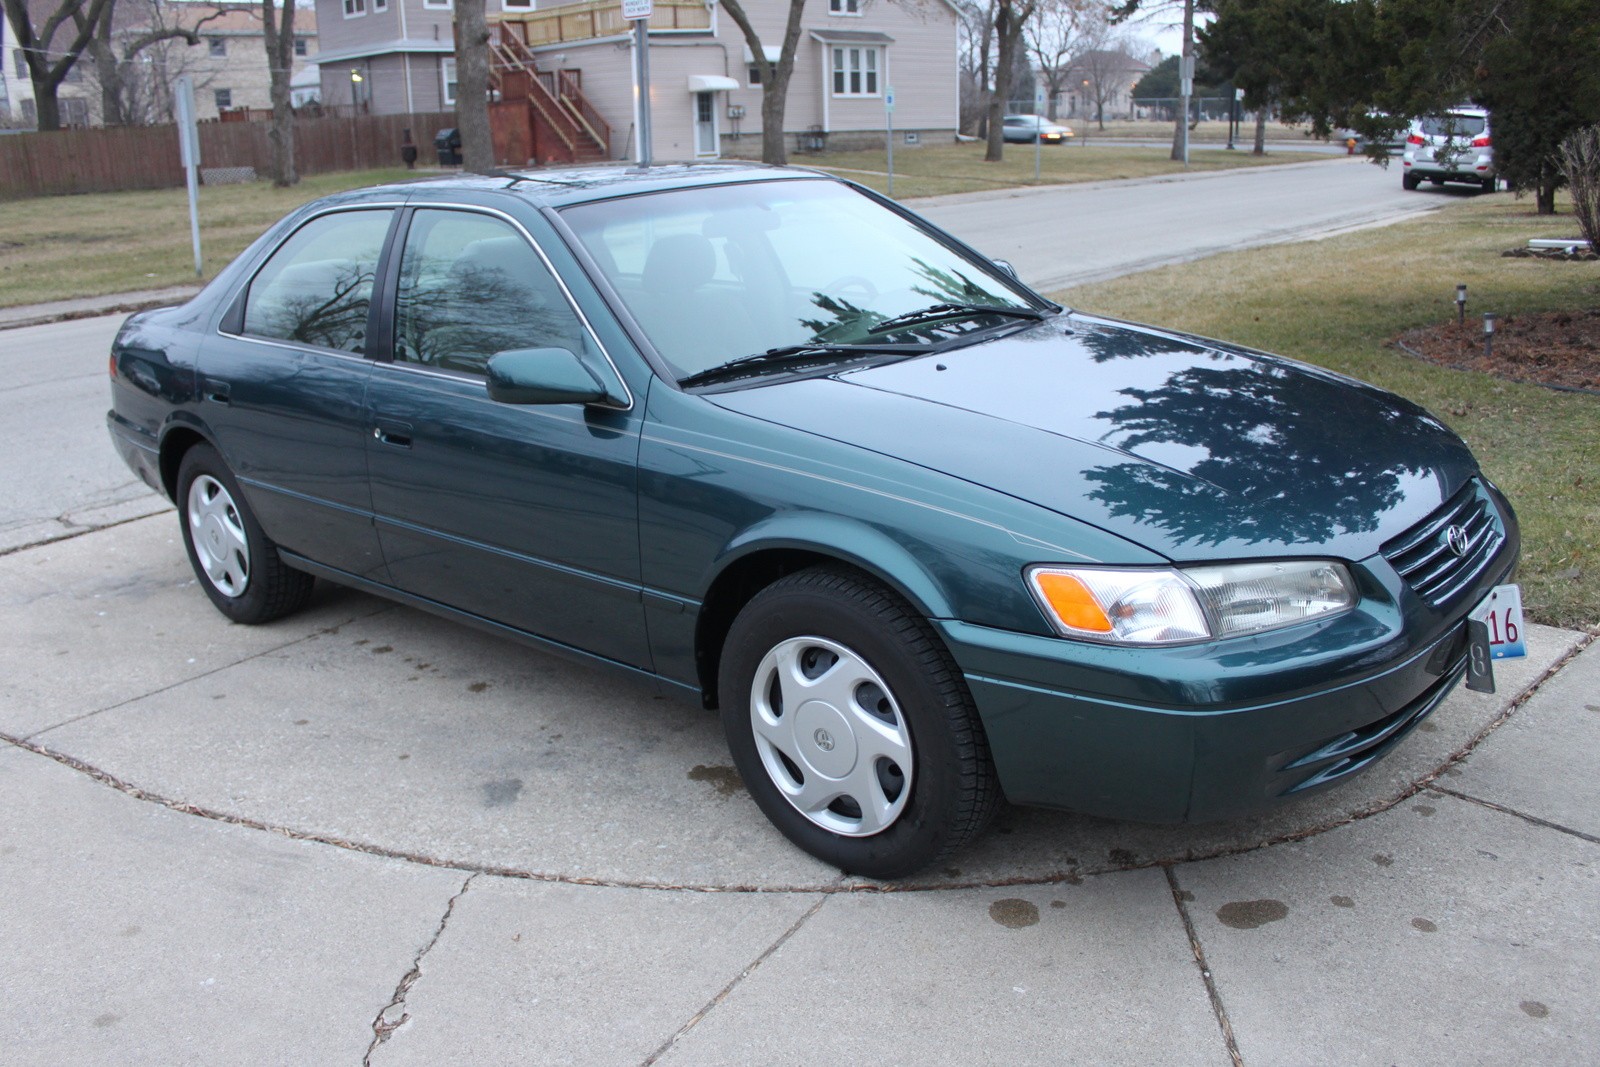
[486,348,607,406]
[992,258,1019,280]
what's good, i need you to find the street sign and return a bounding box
[622,0,652,19]
[885,86,895,112]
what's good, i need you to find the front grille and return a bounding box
[1382,481,1505,608]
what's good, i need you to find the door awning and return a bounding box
[688,75,741,93]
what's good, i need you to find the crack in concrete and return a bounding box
[363,874,476,1064]
[1425,785,1600,846]
[0,634,1588,895]
[0,506,170,558]
[20,605,395,741]
[1165,866,1244,1067]
[638,891,834,1066]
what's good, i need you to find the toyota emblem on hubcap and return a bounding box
[813,728,835,751]
[1445,524,1469,558]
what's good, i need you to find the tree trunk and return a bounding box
[761,70,791,164]
[33,89,63,132]
[262,0,297,186]
[1536,180,1556,215]
[721,0,808,167]
[1253,110,1266,155]
[455,0,494,172]
[985,2,1024,163]
[1170,0,1194,162]
[87,16,124,127]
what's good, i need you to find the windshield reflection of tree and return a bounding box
[259,265,374,351]
[799,257,1019,344]
[397,262,582,372]
[1085,362,1442,547]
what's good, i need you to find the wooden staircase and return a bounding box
[488,25,611,166]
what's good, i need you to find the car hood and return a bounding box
[707,313,1479,562]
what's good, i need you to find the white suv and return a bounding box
[1402,107,1496,192]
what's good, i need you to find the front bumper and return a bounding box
[940,484,1519,824]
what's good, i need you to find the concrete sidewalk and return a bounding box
[1,512,1595,1064]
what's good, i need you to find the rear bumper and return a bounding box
[107,409,164,496]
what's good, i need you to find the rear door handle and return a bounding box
[204,380,231,405]
[373,421,413,449]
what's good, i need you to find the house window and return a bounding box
[442,57,457,106]
[208,37,226,56]
[12,49,26,75]
[214,88,233,110]
[374,0,388,11]
[748,64,761,85]
[831,46,879,97]
[294,37,308,57]
[60,97,90,125]
[829,0,861,12]
[502,0,533,10]
[423,0,452,8]
[343,0,366,17]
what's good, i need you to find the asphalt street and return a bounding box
[3,159,1594,1063]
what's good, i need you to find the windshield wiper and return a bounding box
[678,342,932,389]
[865,302,1048,336]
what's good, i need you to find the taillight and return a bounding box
[1406,134,1425,145]
[1472,135,1491,147]
[109,354,118,379]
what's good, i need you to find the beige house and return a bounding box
[161,4,321,120]
[494,0,959,161]
[1041,48,1150,126]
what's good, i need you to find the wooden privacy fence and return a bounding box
[0,111,457,200]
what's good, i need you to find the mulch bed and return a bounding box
[1393,308,1600,394]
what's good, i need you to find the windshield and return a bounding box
[560,179,1041,382]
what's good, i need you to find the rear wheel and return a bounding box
[177,444,314,624]
[719,566,1000,879]
[1402,172,1420,190]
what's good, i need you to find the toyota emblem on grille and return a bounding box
[1445,524,1470,558]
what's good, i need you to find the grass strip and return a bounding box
[1057,193,1599,629]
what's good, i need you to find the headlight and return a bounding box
[1026,561,1356,645]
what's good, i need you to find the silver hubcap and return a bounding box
[749,636,913,837]
[187,475,250,598]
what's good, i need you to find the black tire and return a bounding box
[176,443,314,624]
[718,565,1000,880]
[1482,176,1497,192]
[1402,173,1420,190]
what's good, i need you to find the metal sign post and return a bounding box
[884,86,895,197]
[174,75,203,276]
[1034,85,1045,180]
[624,0,653,165]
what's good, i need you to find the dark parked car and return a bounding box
[108,164,1521,878]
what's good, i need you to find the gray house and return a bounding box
[310,0,960,162]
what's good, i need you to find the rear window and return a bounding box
[1421,114,1486,139]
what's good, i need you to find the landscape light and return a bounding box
[1455,284,1467,325]
[1483,312,1497,358]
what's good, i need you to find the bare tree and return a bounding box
[74,0,221,126]
[260,0,296,185]
[1111,0,1196,160]
[1078,33,1133,129]
[957,0,997,136]
[1025,0,1091,120]
[983,0,1038,161]
[720,0,809,165]
[3,0,114,130]
[455,0,494,171]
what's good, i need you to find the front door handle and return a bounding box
[373,421,413,449]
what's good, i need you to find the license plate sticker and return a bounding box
[1469,584,1526,660]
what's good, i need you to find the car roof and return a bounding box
[324,162,830,212]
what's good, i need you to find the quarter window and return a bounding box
[831,47,879,97]
[242,210,392,352]
[393,209,586,376]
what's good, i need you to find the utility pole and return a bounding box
[624,0,653,165]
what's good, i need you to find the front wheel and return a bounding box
[719,566,1000,879]
[177,443,314,624]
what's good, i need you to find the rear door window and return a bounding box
[241,210,393,352]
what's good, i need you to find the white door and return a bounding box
[694,93,719,157]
